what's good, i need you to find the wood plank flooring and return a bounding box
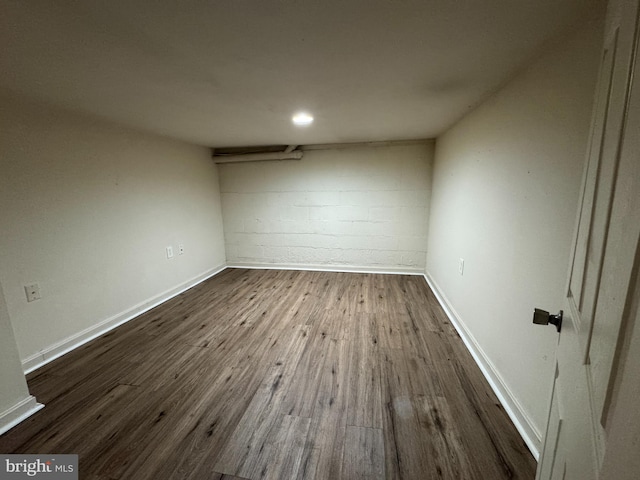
[0,269,536,479]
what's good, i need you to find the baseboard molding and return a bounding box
[0,395,44,436]
[424,272,542,460]
[22,263,227,374]
[227,262,424,276]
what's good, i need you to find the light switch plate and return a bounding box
[167,246,174,259]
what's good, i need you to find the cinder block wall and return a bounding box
[219,142,434,272]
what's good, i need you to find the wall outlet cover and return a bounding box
[25,283,41,302]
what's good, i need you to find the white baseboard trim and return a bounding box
[227,262,424,276]
[22,264,228,374]
[424,272,542,460]
[0,395,44,436]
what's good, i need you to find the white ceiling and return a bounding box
[0,0,597,147]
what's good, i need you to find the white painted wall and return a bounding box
[0,280,42,434]
[219,143,433,273]
[0,283,28,410]
[0,93,226,368]
[426,19,603,452]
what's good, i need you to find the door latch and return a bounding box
[533,308,563,333]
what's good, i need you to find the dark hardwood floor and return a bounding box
[0,269,536,479]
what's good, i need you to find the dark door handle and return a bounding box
[533,308,563,333]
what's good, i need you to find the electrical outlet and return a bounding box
[178,244,184,255]
[166,246,174,259]
[459,258,464,275]
[25,283,41,302]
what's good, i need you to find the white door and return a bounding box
[536,0,640,479]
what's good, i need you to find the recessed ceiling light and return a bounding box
[292,112,314,126]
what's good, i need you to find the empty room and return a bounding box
[1,1,639,479]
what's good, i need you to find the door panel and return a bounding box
[591,23,640,429]
[536,367,563,480]
[537,0,640,478]
[569,30,618,318]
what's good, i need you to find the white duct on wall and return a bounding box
[213,150,303,164]
[211,140,432,164]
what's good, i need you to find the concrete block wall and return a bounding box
[219,142,434,272]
